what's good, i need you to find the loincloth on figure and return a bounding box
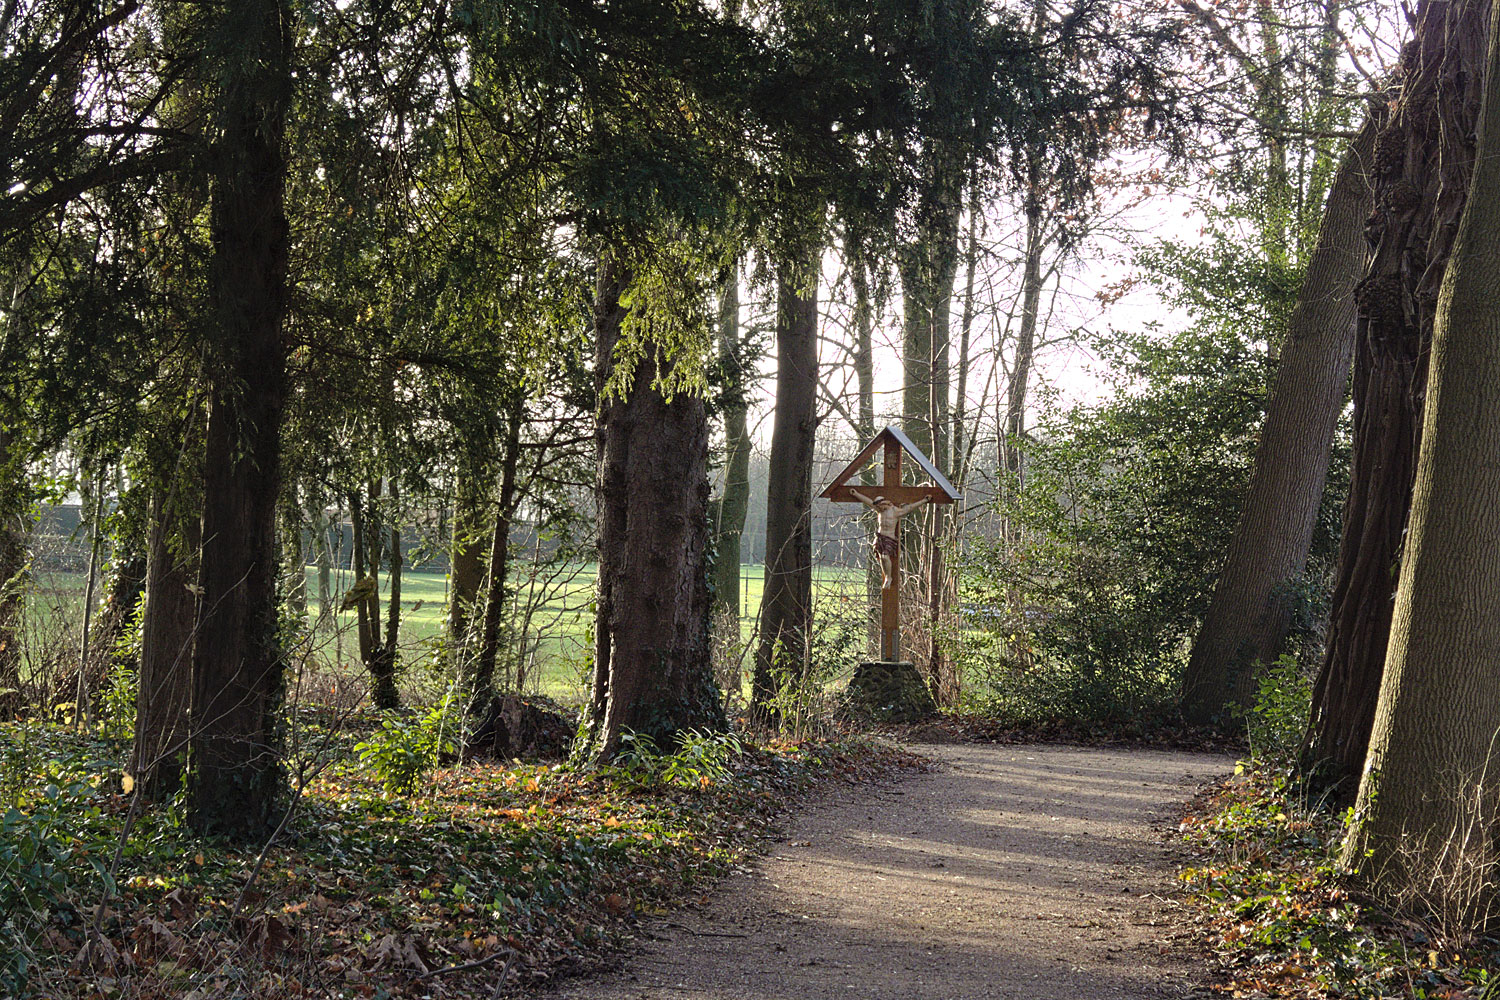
[873,532,898,557]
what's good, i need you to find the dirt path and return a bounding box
[544,742,1228,1000]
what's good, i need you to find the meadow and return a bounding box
[23,561,871,706]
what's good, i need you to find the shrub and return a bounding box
[1240,654,1311,767]
[611,728,744,789]
[354,696,458,796]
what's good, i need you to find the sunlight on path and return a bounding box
[541,743,1229,1000]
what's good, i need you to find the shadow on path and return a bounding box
[540,743,1229,1000]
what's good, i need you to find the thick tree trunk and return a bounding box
[711,271,749,621]
[587,256,723,760]
[1178,119,1376,726]
[1342,5,1500,908]
[1302,0,1481,798]
[187,0,293,838]
[901,140,962,692]
[472,398,523,705]
[752,252,819,724]
[926,241,954,703]
[132,493,199,799]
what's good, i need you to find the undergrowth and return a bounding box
[0,721,922,998]
[1179,766,1500,998]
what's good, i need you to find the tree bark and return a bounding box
[752,251,819,724]
[187,0,293,838]
[472,396,523,705]
[280,492,306,622]
[849,248,881,654]
[447,454,487,661]
[347,489,375,663]
[1004,193,1044,472]
[351,481,398,710]
[1341,1,1500,905]
[1178,118,1376,726]
[132,492,198,800]
[710,271,750,622]
[310,502,332,618]
[900,155,962,465]
[382,481,401,686]
[587,255,723,760]
[1302,0,1481,797]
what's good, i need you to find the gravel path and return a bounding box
[543,742,1229,1000]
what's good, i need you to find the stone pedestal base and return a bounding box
[843,660,937,723]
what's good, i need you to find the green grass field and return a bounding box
[22,562,870,705]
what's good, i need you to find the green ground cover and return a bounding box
[1179,767,1500,998]
[0,720,921,999]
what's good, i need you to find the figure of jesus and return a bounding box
[848,489,930,589]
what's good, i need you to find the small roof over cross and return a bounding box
[818,425,961,505]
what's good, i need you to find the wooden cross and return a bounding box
[820,426,960,662]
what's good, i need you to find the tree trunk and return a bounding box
[280,492,306,623]
[1004,194,1044,472]
[352,480,398,710]
[899,153,962,465]
[310,503,332,618]
[472,397,523,705]
[711,270,750,622]
[1302,0,1480,798]
[447,457,488,660]
[850,248,881,654]
[347,489,376,664]
[1341,4,1500,908]
[381,481,401,690]
[752,251,819,724]
[132,492,199,800]
[587,255,723,760]
[1178,118,1376,726]
[187,0,293,838]
[953,170,979,485]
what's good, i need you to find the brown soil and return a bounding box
[541,742,1229,1000]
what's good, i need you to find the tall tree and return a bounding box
[752,248,820,722]
[1303,0,1481,796]
[470,393,525,706]
[1340,0,1500,910]
[132,481,199,799]
[1180,119,1376,724]
[187,0,294,837]
[586,255,724,759]
[710,272,751,622]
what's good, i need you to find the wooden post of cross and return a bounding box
[881,435,902,660]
